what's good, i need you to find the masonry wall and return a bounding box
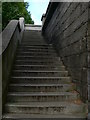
[88,4,90,116]
[2,20,21,112]
[43,2,89,101]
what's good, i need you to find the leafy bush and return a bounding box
[2,2,34,30]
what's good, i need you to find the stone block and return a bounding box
[43,2,89,102]
[88,85,90,101]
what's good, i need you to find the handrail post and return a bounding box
[41,14,46,27]
[19,17,25,43]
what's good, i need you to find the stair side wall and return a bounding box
[43,2,89,102]
[88,2,90,119]
[2,21,21,113]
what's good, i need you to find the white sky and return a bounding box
[24,0,50,25]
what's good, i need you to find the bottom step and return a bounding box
[5,102,86,114]
[3,113,87,119]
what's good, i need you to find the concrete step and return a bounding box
[15,58,62,62]
[20,42,48,45]
[20,43,49,45]
[15,58,63,65]
[19,46,53,49]
[15,61,63,66]
[3,113,87,119]
[18,47,54,50]
[9,83,75,92]
[19,44,53,47]
[11,76,71,84]
[17,52,57,56]
[15,56,61,62]
[7,92,79,102]
[22,38,45,41]
[21,40,47,42]
[5,102,86,114]
[12,70,68,77]
[14,65,65,71]
[17,48,56,52]
[16,55,60,59]
[22,39,46,42]
[22,41,45,43]
[23,36,43,39]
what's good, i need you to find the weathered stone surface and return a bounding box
[1,19,23,119]
[2,20,19,53]
[0,55,2,120]
[19,17,25,43]
[88,85,90,101]
[3,28,87,119]
[43,2,89,102]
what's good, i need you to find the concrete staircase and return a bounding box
[3,30,87,119]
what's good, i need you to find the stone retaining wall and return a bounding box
[43,2,89,102]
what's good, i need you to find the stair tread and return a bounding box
[16,56,59,59]
[13,70,68,73]
[17,51,57,55]
[17,49,55,51]
[8,92,78,96]
[11,76,70,78]
[17,51,56,53]
[14,65,64,67]
[5,101,84,107]
[19,46,53,47]
[3,113,86,118]
[21,44,52,47]
[9,83,72,87]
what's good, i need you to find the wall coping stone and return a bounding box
[25,24,42,27]
[42,2,59,32]
[0,20,19,54]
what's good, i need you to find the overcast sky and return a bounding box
[24,0,50,25]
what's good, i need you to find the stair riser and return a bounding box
[23,36,43,38]
[21,42,46,43]
[21,39,46,41]
[21,42,47,44]
[11,78,71,84]
[18,48,54,51]
[16,56,59,59]
[19,44,53,48]
[15,59,62,63]
[17,53,57,56]
[15,58,61,61]
[15,61,63,65]
[17,49,56,52]
[12,72,68,77]
[14,66,65,71]
[9,85,74,92]
[22,40,46,42]
[7,95,78,102]
[17,48,57,55]
[5,106,85,115]
[22,37,44,39]
[20,42,49,44]
[19,47,53,50]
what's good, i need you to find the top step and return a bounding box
[25,24,42,31]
